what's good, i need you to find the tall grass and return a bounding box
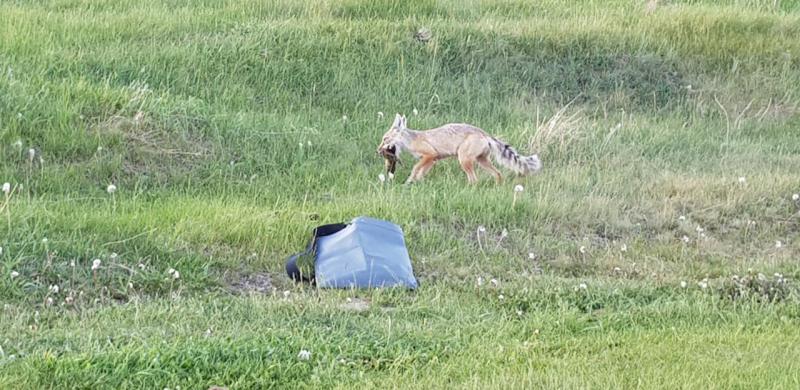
[1,0,799,388]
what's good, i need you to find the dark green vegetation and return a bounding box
[1,0,800,388]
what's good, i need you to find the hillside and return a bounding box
[1,1,800,388]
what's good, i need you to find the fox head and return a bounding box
[377,113,408,154]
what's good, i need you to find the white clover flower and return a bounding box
[70,260,75,267]
[498,294,505,300]
[477,225,486,233]
[298,350,311,360]
[65,296,74,305]
[528,252,536,260]
[579,246,586,254]
[2,182,10,195]
[41,237,48,244]
[12,140,22,148]
[167,268,175,275]
[283,290,291,298]
[342,115,348,122]
[738,176,746,184]
[28,148,35,161]
[514,184,524,193]
[775,240,783,249]
[490,278,499,287]
[378,173,386,183]
[107,184,117,194]
[680,281,687,288]
[46,297,53,306]
[682,235,690,243]
[613,267,621,272]
[172,271,180,280]
[678,215,686,221]
[138,263,146,270]
[92,259,102,270]
[307,141,312,147]
[696,226,704,233]
[698,281,708,289]
[299,142,304,148]
[516,310,523,316]
[48,285,59,294]
[476,276,484,286]
[412,108,419,116]
[578,283,588,290]
[793,193,800,201]
[10,271,19,278]
[377,111,384,119]
[620,244,627,252]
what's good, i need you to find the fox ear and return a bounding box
[392,113,402,127]
[398,114,407,129]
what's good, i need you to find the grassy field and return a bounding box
[2,0,800,388]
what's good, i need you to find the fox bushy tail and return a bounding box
[489,137,541,175]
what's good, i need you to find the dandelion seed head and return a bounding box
[579,246,586,254]
[91,259,101,270]
[342,115,348,122]
[490,278,499,287]
[167,268,175,275]
[477,225,486,233]
[682,235,690,243]
[679,215,686,221]
[476,276,484,286]
[48,285,59,294]
[793,193,799,201]
[10,271,19,278]
[620,244,627,252]
[775,240,783,249]
[2,182,10,195]
[298,349,311,360]
[106,184,117,194]
[498,294,505,300]
[578,283,588,290]
[514,184,524,193]
[680,281,687,288]
[738,176,746,184]
[172,271,180,280]
[283,290,291,298]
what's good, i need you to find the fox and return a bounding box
[376,113,541,184]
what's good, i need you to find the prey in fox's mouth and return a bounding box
[378,144,399,174]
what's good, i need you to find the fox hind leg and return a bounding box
[476,155,502,184]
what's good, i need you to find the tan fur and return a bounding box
[377,114,541,184]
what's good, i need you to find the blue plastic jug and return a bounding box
[286,217,418,289]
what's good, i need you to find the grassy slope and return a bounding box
[1,0,800,388]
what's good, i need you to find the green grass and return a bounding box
[2,0,800,388]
